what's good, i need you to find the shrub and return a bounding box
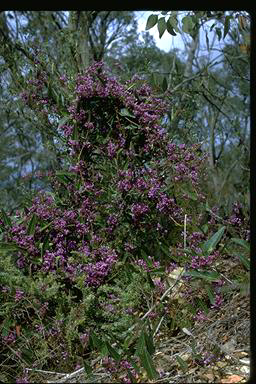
[0,62,249,382]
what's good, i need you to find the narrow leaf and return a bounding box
[144,329,155,355]
[100,342,108,356]
[162,76,168,91]
[176,355,188,371]
[90,332,102,350]
[1,209,11,227]
[83,360,92,375]
[202,226,226,255]
[0,242,23,251]
[206,285,215,304]
[215,27,222,41]
[135,331,146,356]
[157,17,166,38]
[146,14,158,30]
[139,348,158,380]
[234,253,250,270]
[2,318,12,336]
[231,238,250,251]
[106,341,121,361]
[27,214,38,236]
[224,15,231,39]
[185,270,221,281]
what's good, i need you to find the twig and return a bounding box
[153,316,165,337]
[25,368,66,376]
[47,367,85,383]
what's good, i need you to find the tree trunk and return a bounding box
[68,11,91,71]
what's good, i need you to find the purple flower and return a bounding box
[193,310,209,322]
[3,331,16,344]
[131,203,149,220]
[80,332,89,347]
[15,289,25,302]
[16,375,29,384]
[107,140,118,158]
[211,294,223,309]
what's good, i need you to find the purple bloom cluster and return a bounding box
[2,331,16,344]
[85,247,118,287]
[130,203,149,220]
[190,250,219,269]
[15,289,25,302]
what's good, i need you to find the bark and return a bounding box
[68,11,92,71]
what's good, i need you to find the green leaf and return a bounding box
[1,209,11,227]
[167,15,179,32]
[55,171,75,178]
[105,341,121,361]
[40,221,53,233]
[215,27,222,41]
[145,14,158,30]
[144,329,155,355]
[2,318,12,336]
[146,272,155,289]
[100,342,109,356]
[185,270,221,281]
[0,242,23,252]
[72,125,79,141]
[210,22,216,31]
[166,21,177,36]
[206,285,215,304]
[90,332,103,350]
[157,17,167,38]
[21,348,34,363]
[58,116,70,129]
[83,360,92,375]
[224,15,231,39]
[27,214,38,236]
[140,250,153,267]
[182,16,194,34]
[139,347,158,380]
[162,76,168,91]
[234,253,250,271]
[135,330,146,356]
[119,108,135,118]
[202,226,226,255]
[55,171,74,184]
[230,238,250,251]
[176,355,188,372]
